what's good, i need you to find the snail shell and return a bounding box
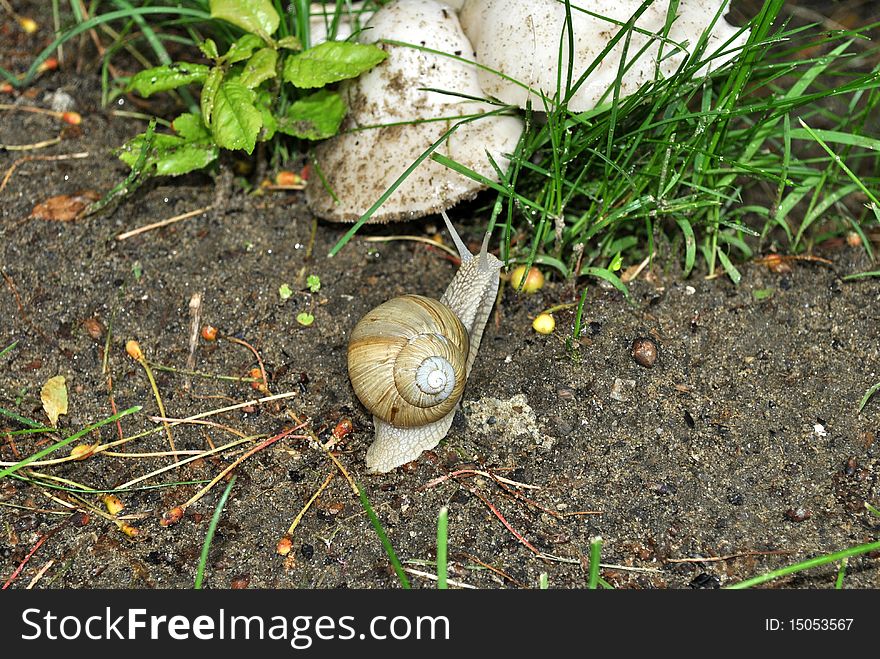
[347,294,469,428]
[348,212,503,473]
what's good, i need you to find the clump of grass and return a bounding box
[330,0,880,284]
[30,1,880,279]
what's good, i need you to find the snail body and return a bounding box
[348,213,502,473]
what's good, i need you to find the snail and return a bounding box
[348,212,502,473]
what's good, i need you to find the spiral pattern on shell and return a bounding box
[348,295,469,428]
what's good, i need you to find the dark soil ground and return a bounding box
[1,1,879,590]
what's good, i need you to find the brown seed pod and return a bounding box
[631,337,658,368]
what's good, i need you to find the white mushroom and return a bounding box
[306,0,524,222]
[458,0,749,112]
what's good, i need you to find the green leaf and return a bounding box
[716,250,742,285]
[199,39,219,60]
[171,112,210,141]
[210,0,279,39]
[579,266,630,300]
[239,48,278,89]
[128,62,209,97]
[306,274,321,293]
[279,283,293,300]
[296,312,314,327]
[752,288,774,301]
[118,113,218,176]
[117,132,219,177]
[224,33,266,64]
[210,80,263,153]
[283,41,387,88]
[277,89,345,140]
[201,67,223,126]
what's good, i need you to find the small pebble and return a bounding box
[632,337,658,368]
[300,543,314,560]
[785,507,811,522]
[556,386,576,401]
[610,378,636,402]
[230,575,250,589]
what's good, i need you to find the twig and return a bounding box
[160,423,307,525]
[185,292,203,392]
[363,235,459,259]
[116,205,214,241]
[402,567,476,589]
[224,335,269,394]
[285,410,359,495]
[25,560,54,589]
[665,549,797,564]
[151,391,297,429]
[284,472,334,537]
[422,467,542,490]
[2,533,49,589]
[455,552,528,588]
[115,437,253,491]
[127,341,176,462]
[0,136,62,151]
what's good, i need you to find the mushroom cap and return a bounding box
[459,0,749,112]
[306,0,524,223]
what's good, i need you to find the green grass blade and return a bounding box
[834,558,848,590]
[858,381,880,413]
[726,539,880,589]
[0,407,50,430]
[437,506,448,590]
[358,484,411,589]
[0,406,141,480]
[843,270,880,281]
[580,266,630,300]
[0,341,18,360]
[587,536,602,590]
[22,7,211,85]
[194,475,237,589]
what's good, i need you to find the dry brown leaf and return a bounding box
[30,190,99,221]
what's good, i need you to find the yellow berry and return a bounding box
[510,265,544,293]
[125,340,144,361]
[532,313,555,334]
[18,17,38,34]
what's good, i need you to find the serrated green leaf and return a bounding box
[171,112,210,141]
[117,132,219,177]
[210,0,279,39]
[277,35,302,51]
[128,62,210,97]
[277,89,345,140]
[306,274,321,293]
[283,41,387,88]
[240,48,277,89]
[279,283,293,300]
[201,67,223,127]
[224,33,266,64]
[199,39,219,60]
[210,80,262,153]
